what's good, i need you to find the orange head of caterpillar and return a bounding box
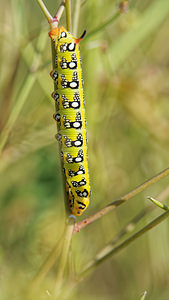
[49,26,71,41]
[49,26,86,44]
[48,27,59,40]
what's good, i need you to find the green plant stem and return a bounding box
[107,0,169,72]
[54,218,75,298]
[140,291,147,300]
[36,0,53,22]
[96,185,169,253]
[47,3,75,297]
[28,3,68,294]
[26,179,169,292]
[74,167,169,233]
[30,239,63,293]
[73,0,81,36]
[107,209,149,246]
[0,75,34,154]
[54,0,65,24]
[84,11,120,42]
[0,125,55,174]
[79,208,169,279]
[111,185,169,245]
[148,196,169,211]
[0,16,61,172]
[61,186,169,295]
[29,218,74,295]
[65,0,72,32]
[0,29,47,155]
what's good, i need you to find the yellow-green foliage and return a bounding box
[0,0,169,299]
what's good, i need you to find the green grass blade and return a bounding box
[107,0,169,71]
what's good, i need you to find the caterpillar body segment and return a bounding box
[49,26,90,216]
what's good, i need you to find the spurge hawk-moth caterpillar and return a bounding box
[49,26,90,216]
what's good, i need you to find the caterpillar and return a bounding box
[49,26,90,216]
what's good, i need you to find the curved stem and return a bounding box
[74,167,169,233]
[148,196,169,211]
[84,11,120,42]
[140,291,147,300]
[92,185,169,256]
[0,29,47,155]
[79,208,169,279]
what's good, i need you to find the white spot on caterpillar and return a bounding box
[75,157,82,162]
[74,141,81,146]
[72,101,79,108]
[73,121,81,128]
[68,43,75,50]
[61,32,67,38]
[70,82,78,88]
[77,170,83,175]
[69,62,76,68]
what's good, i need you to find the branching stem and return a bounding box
[79,208,169,279]
[36,0,53,22]
[74,167,169,232]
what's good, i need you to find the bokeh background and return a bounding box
[0,0,169,299]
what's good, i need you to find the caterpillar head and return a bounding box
[49,26,86,44]
[49,26,71,41]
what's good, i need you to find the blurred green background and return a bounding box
[1,0,169,299]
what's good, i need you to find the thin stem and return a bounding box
[79,208,169,279]
[0,125,54,174]
[27,2,67,294]
[74,167,169,233]
[36,0,53,22]
[84,11,120,41]
[28,186,169,295]
[47,4,74,297]
[106,0,169,73]
[140,291,147,300]
[147,196,169,211]
[28,3,67,293]
[65,0,72,32]
[54,0,65,25]
[100,185,169,249]
[30,238,63,293]
[78,186,169,278]
[0,29,47,155]
[60,186,169,295]
[0,75,32,153]
[107,208,149,246]
[73,0,81,36]
[54,218,75,298]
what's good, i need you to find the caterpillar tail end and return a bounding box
[75,29,87,44]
